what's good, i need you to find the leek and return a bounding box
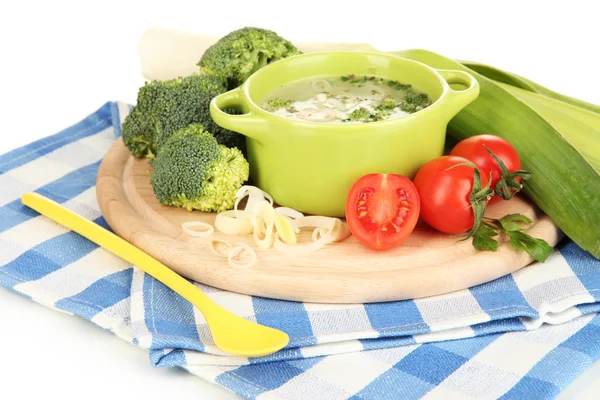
[460,61,600,115]
[390,49,600,258]
[497,83,600,173]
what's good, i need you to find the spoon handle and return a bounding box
[20,192,286,355]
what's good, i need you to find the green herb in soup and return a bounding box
[267,98,291,108]
[262,74,432,123]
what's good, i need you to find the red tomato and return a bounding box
[345,174,420,250]
[449,135,522,205]
[413,156,490,234]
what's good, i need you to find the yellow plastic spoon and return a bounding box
[21,192,289,357]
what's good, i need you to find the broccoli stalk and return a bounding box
[122,74,245,158]
[149,124,249,213]
[198,27,302,90]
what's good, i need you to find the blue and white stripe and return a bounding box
[1,101,599,399]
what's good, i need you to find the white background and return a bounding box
[1,1,599,399]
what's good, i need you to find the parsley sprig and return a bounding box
[449,152,553,263]
[472,213,554,262]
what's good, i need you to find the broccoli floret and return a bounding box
[121,80,164,158]
[151,74,231,150]
[346,108,384,123]
[213,107,247,152]
[267,98,291,109]
[378,98,397,110]
[122,74,245,158]
[399,92,431,113]
[198,27,302,89]
[121,108,155,158]
[349,108,371,120]
[405,92,430,106]
[150,124,249,213]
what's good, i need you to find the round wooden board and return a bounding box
[96,139,563,303]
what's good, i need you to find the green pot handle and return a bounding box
[436,69,480,118]
[210,88,267,142]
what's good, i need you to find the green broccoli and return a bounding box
[122,74,245,158]
[121,108,155,158]
[198,27,302,90]
[121,80,165,158]
[267,98,292,109]
[349,108,370,120]
[345,108,384,123]
[150,73,244,151]
[150,124,249,213]
[399,92,431,113]
[213,107,247,152]
[378,98,397,110]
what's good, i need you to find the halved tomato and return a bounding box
[345,174,420,250]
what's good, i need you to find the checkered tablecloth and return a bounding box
[2,101,600,399]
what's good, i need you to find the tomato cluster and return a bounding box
[345,135,525,250]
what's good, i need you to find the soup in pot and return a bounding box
[262,74,432,123]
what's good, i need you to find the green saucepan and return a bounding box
[210,51,480,217]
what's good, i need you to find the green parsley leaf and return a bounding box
[472,213,554,262]
[506,230,554,263]
[495,213,533,232]
[472,224,499,252]
[394,83,412,90]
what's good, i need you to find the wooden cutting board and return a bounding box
[96,139,562,303]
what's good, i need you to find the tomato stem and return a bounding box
[483,145,532,200]
[447,163,494,241]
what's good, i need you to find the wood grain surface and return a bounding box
[96,139,563,303]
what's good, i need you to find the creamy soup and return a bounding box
[262,74,432,123]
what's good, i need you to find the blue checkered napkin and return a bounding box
[2,102,600,400]
[134,241,600,368]
[186,313,600,400]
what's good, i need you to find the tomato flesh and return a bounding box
[346,174,420,250]
[413,155,489,234]
[450,135,522,205]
